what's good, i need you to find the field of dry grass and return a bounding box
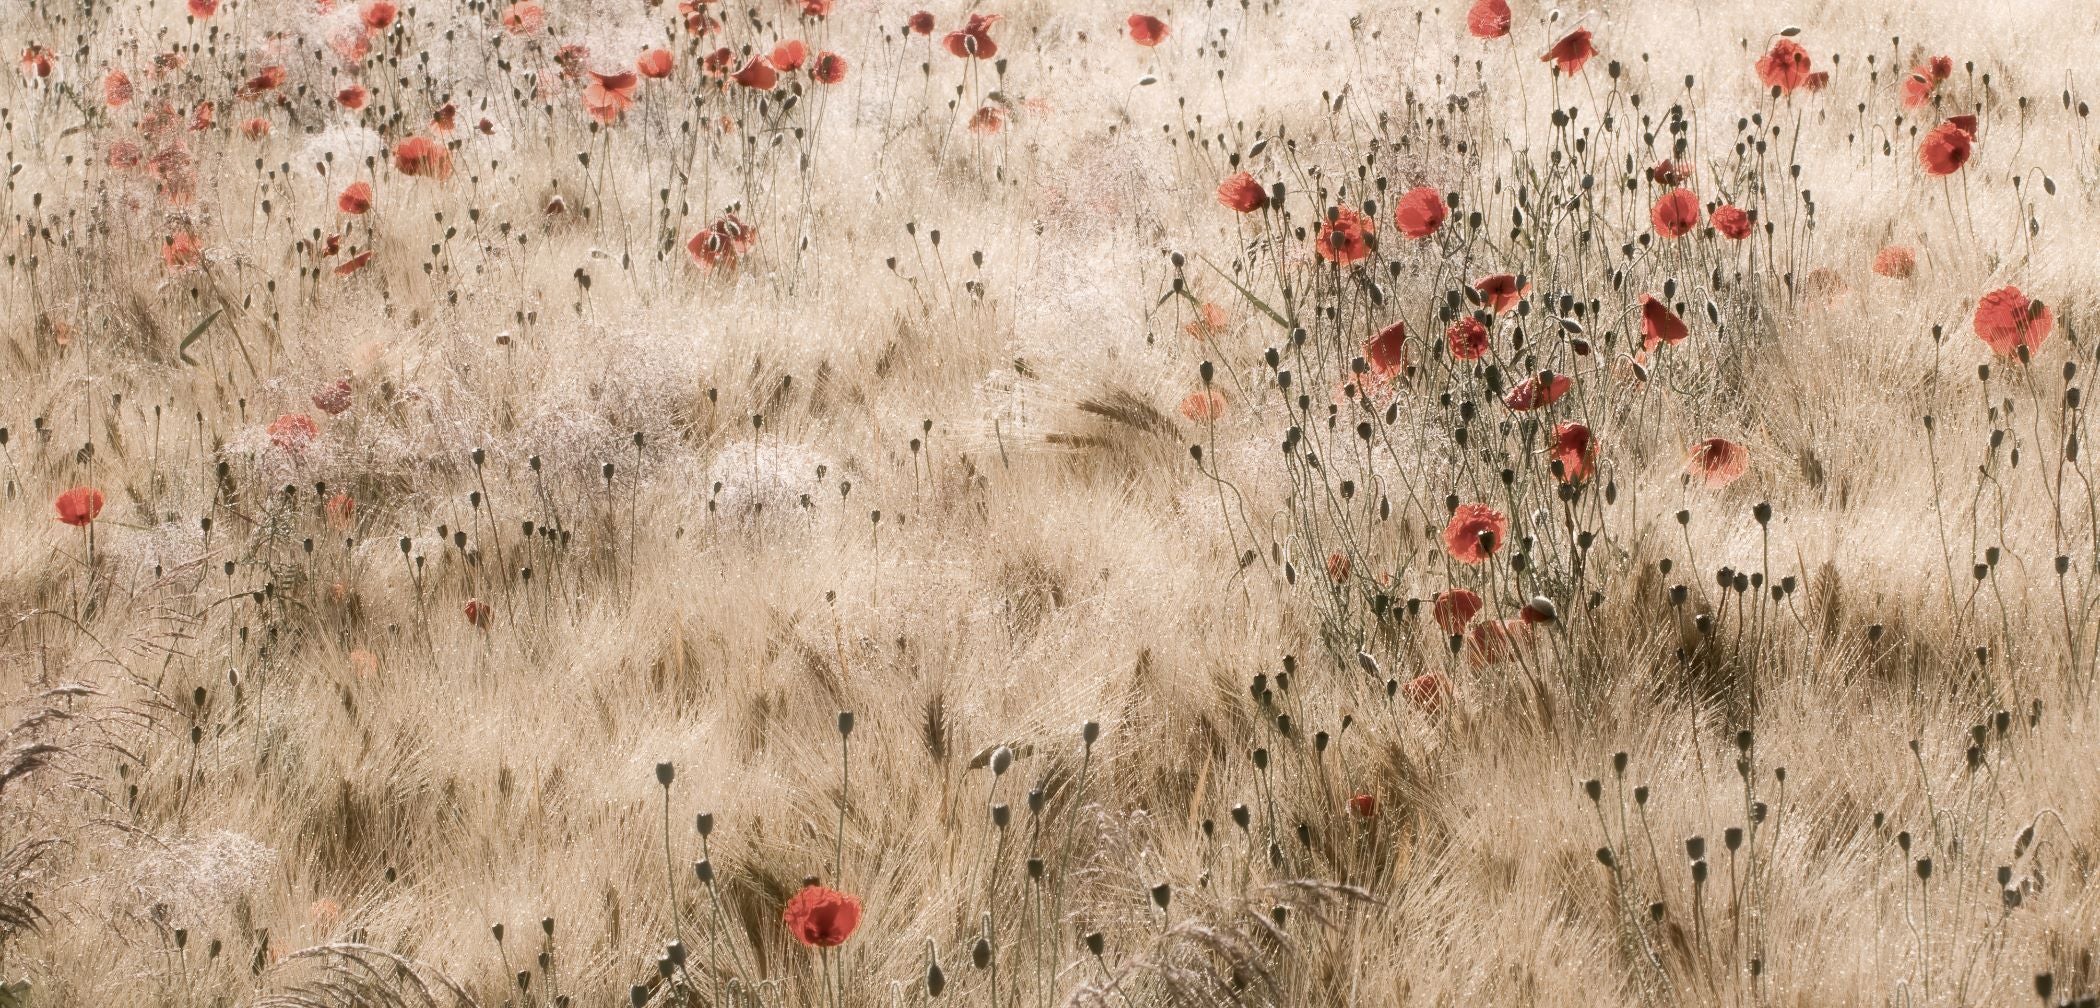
[3,0,2100,1004]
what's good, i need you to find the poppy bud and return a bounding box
[695,812,714,836]
[973,936,992,969]
[655,762,675,786]
[837,711,855,736]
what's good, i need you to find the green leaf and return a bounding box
[0,978,31,1008]
[178,309,223,366]
[1198,256,1293,331]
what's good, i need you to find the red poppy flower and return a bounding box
[393,136,453,179]
[1686,437,1748,488]
[103,69,133,107]
[1973,285,2052,359]
[1442,504,1507,564]
[240,116,271,140]
[1504,372,1571,411]
[907,10,935,35]
[1754,38,1813,94]
[361,0,398,30]
[187,0,218,16]
[800,0,833,16]
[1315,207,1375,266]
[1946,114,1978,138]
[967,105,1008,134]
[1710,204,1752,239]
[106,140,142,169]
[1402,672,1450,714]
[784,884,861,948]
[1326,551,1351,583]
[1445,317,1489,360]
[334,250,374,276]
[1473,273,1527,314]
[190,100,215,131]
[637,49,675,78]
[1650,188,1701,238]
[313,378,353,415]
[811,51,847,84]
[1348,793,1377,818]
[1127,14,1169,46]
[163,231,203,270]
[1363,321,1407,377]
[1639,295,1687,350]
[584,70,639,123]
[944,13,1000,60]
[1466,0,1510,39]
[431,102,458,131]
[1466,618,1528,666]
[1179,389,1226,422]
[1872,245,1916,279]
[1540,28,1594,75]
[1393,186,1447,239]
[337,181,372,214]
[325,492,356,530]
[1550,421,1595,483]
[1432,588,1483,635]
[239,65,287,99]
[687,214,756,270]
[770,40,808,72]
[1216,171,1267,213]
[733,56,778,90]
[500,2,545,34]
[56,486,105,526]
[268,413,321,452]
[337,84,368,109]
[464,598,493,628]
[1901,56,1952,109]
[1646,159,1692,186]
[1919,120,1972,176]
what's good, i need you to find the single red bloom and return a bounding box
[240,116,271,140]
[1127,14,1169,47]
[1541,28,1594,75]
[770,40,809,72]
[500,2,545,34]
[334,250,374,276]
[1392,186,1446,239]
[187,0,218,16]
[637,49,675,78]
[1872,245,1916,279]
[393,136,453,179]
[190,100,215,131]
[1348,793,1377,818]
[338,181,372,215]
[337,84,368,109]
[801,0,833,16]
[1315,207,1375,266]
[361,0,398,30]
[1900,56,1952,109]
[103,69,133,107]
[585,70,640,123]
[1639,295,1687,351]
[907,10,935,35]
[56,486,105,526]
[1649,188,1701,238]
[163,231,204,270]
[1402,672,1450,714]
[1473,273,1527,314]
[464,598,493,628]
[313,378,354,415]
[1442,503,1508,564]
[1432,587,1483,635]
[1710,204,1752,239]
[431,100,459,131]
[1919,121,1972,176]
[1755,38,1813,94]
[1466,0,1511,39]
[1646,158,1692,186]
[944,13,1000,59]
[1550,421,1596,483]
[784,884,862,948]
[268,413,321,452]
[1445,317,1489,360]
[1363,321,1407,377]
[1503,372,1571,412]
[1973,285,2053,359]
[967,105,1008,134]
[733,56,778,90]
[1215,171,1267,213]
[1686,437,1748,488]
[239,65,288,99]
[811,51,847,84]
[1179,388,1226,422]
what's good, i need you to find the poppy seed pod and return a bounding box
[655,762,674,787]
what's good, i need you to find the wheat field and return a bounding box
[2,0,2098,1004]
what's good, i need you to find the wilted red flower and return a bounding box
[1466,0,1510,39]
[393,136,453,179]
[1179,389,1226,422]
[56,486,105,526]
[1919,120,1972,175]
[499,2,545,34]
[1393,186,1446,239]
[1755,38,1813,94]
[1686,437,1748,488]
[1650,188,1701,238]
[313,378,354,415]
[239,65,287,99]
[1445,317,1489,360]
[361,0,398,30]
[325,492,356,530]
[770,40,809,72]
[1326,551,1351,583]
[1315,207,1375,266]
[733,56,778,90]
[1363,321,1408,378]
[429,102,458,132]
[907,10,935,35]
[1647,159,1693,186]
[240,116,271,140]
[1550,421,1595,483]
[187,0,219,16]
[1541,28,1594,75]
[967,105,1008,134]
[1872,245,1916,279]
[1216,171,1267,213]
[337,181,372,215]
[464,598,493,628]
[811,51,847,84]
[103,69,133,107]
[784,884,861,948]
[1443,503,1507,564]
[637,49,675,78]
[1503,372,1571,411]
[268,413,321,452]
[1402,672,1450,714]
[1348,793,1377,818]
[1127,14,1169,47]
[1710,204,1752,239]
[1901,56,1953,108]
[1473,273,1527,314]
[337,84,368,109]
[944,13,1000,60]
[1639,295,1687,350]
[1973,285,2053,359]
[1432,587,1483,635]
[584,70,640,123]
